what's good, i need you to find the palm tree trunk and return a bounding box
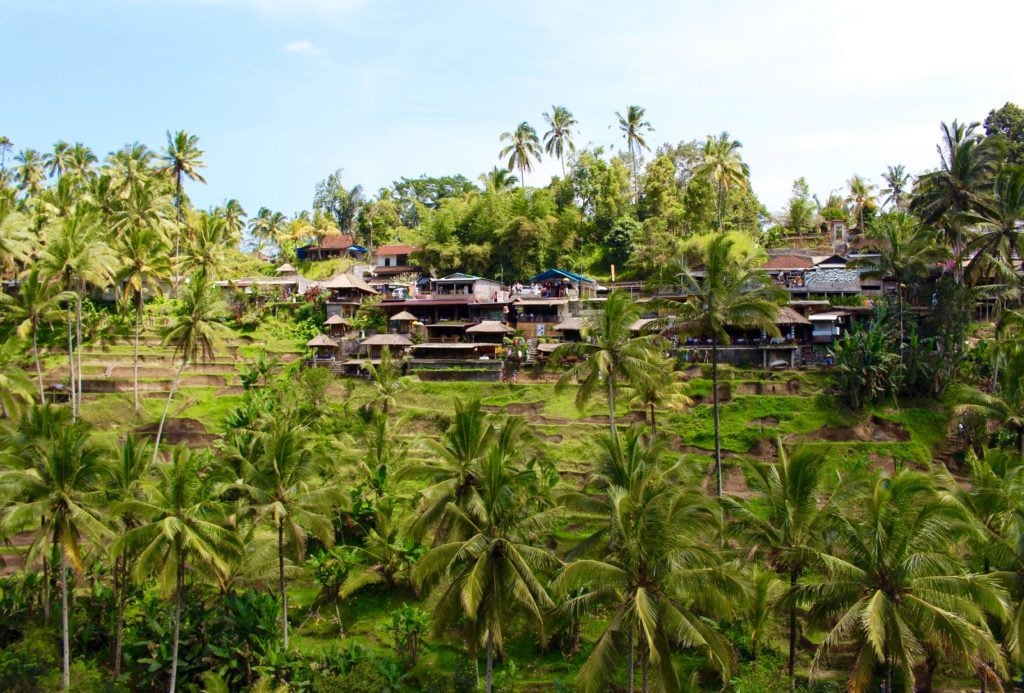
[169,547,183,693]
[712,334,723,497]
[75,283,83,409]
[607,372,617,438]
[649,402,656,436]
[33,329,45,404]
[788,568,798,692]
[152,359,188,465]
[114,555,126,678]
[897,285,905,346]
[486,628,495,693]
[67,317,76,420]
[134,290,141,411]
[60,551,70,690]
[279,522,289,649]
[641,640,649,693]
[627,625,635,693]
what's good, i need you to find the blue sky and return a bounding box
[6,0,1023,221]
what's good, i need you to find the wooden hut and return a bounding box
[307,333,339,362]
[324,314,352,338]
[389,310,418,334]
[360,333,413,359]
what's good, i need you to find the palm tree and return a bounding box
[723,442,861,690]
[160,131,207,284]
[696,132,749,233]
[803,471,1008,692]
[113,447,239,693]
[0,337,36,419]
[398,397,495,543]
[44,141,73,180]
[556,452,743,692]
[218,198,247,245]
[552,290,665,437]
[14,149,46,198]
[952,343,1024,454]
[911,120,999,270]
[0,268,75,403]
[669,234,785,495]
[855,212,946,342]
[39,210,117,419]
[845,175,876,233]
[479,166,518,193]
[880,164,910,211]
[0,188,31,279]
[622,355,691,435]
[964,164,1024,287]
[498,122,542,190]
[616,105,653,202]
[233,416,341,649]
[106,143,156,203]
[0,136,13,171]
[249,207,287,247]
[413,416,558,693]
[67,143,97,183]
[0,413,109,689]
[542,105,577,177]
[180,209,229,281]
[111,184,173,410]
[363,345,406,415]
[153,279,231,463]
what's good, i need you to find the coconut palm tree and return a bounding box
[964,164,1024,287]
[952,343,1024,454]
[217,198,247,245]
[723,441,862,690]
[616,105,653,202]
[67,142,97,183]
[803,470,1008,692]
[911,120,999,270]
[234,416,341,649]
[106,143,157,203]
[880,164,910,211]
[44,141,73,180]
[855,212,947,342]
[556,453,743,692]
[542,105,577,177]
[38,210,117,419]
[622,355,691,435]
[696,132,749,234]
[0,337,36,419]
[552,290,665,437]
[180,209,229,281]
[499,122,542,190]
[113,446,239,693]
[152,279,231,464]
[111,184,173,410]
[479,166,518,193]
[0,268,75,403]
[845,175,876,233]
[0,188,31,278]
[413,416,558,693]
[160,130,207,265]
[362,345,407,416]
[248,207,287,247]
[669,234,785,495]
[398,397,495,543]
[14,149,46,198]
[0,413,109,689]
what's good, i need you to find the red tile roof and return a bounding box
[319,234,355,249]
[376,244,418,256]
[763,255,813,270]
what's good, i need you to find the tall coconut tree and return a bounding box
[952,343,1024,454]
[152,279,231,464]
[13,149,46,198]
[0,337,36,419]
[67,142,98,183]
[362,345,406,416]
[234,416,342,649]
[0,413,109,690]
[552,290,665,437]
[696,132,749,233]
[106,143,156,203]
[668,234,785,495]
[723,442,862,691]
[880,164,910,211]
[498,122,542,190]
[44,141,73,180]
[113,447,239,693]
[845,175,876,233]
[179,209,229,282]
[217,198,247,245]
[0,188,31,279]
[542,105,578,177]
[160,130,207,282]
[803,471,1008,693]
[615,105,653,202]
[0,268,75,403]
[964,164,1024,287]
[479,166,518,193]
[622,355,692,435]
[413,416,558,693]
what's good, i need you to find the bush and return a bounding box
[0,626,58,690]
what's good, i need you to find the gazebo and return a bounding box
[324,314,352,338]
[773,306,812,343]
[275,263,298,275]
[360,333,413,359]
[389,310,418,334]
[307,333,339,361]
[465,320,514,344]
[554,316,586,342]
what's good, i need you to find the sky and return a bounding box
[5,0,1024,221]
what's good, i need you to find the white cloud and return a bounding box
[283,39,317,54]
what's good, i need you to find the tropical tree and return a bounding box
[44,141,73,180]
[218,198,247,244]
[0,269,74,403]
[542,105,577,177]
[556,449,743,692]
[235,416,341,649]
[106,143,157,203]
[964,164,1024,287]
[952,343,1024,453]
[498,122,542,189]
[111,185,173,410]
[479,166,518,192]
[668,234,785,495]
[622,355,691,435]
[152,279,230,463]
[248,207,288,247]
[0,337,37,419]
[880,164,910,211]
[552,290,664,437]
[160,130,207,264]
[180,209,230,281]
[616,105,653,201]
[803,471,1008,692]
[723,442,860,690]
[911,120,999,269]
[398,397,495,543]
[14,148,46,197]
[845,175,876,233]
[363,345,406,415]
[413,416,558,692]
[856,212,946,342]
[113,447,239,693]
[0,413,109,689]
[0,189,31,278]
[67,142,97,182]
[696,132,749,233]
